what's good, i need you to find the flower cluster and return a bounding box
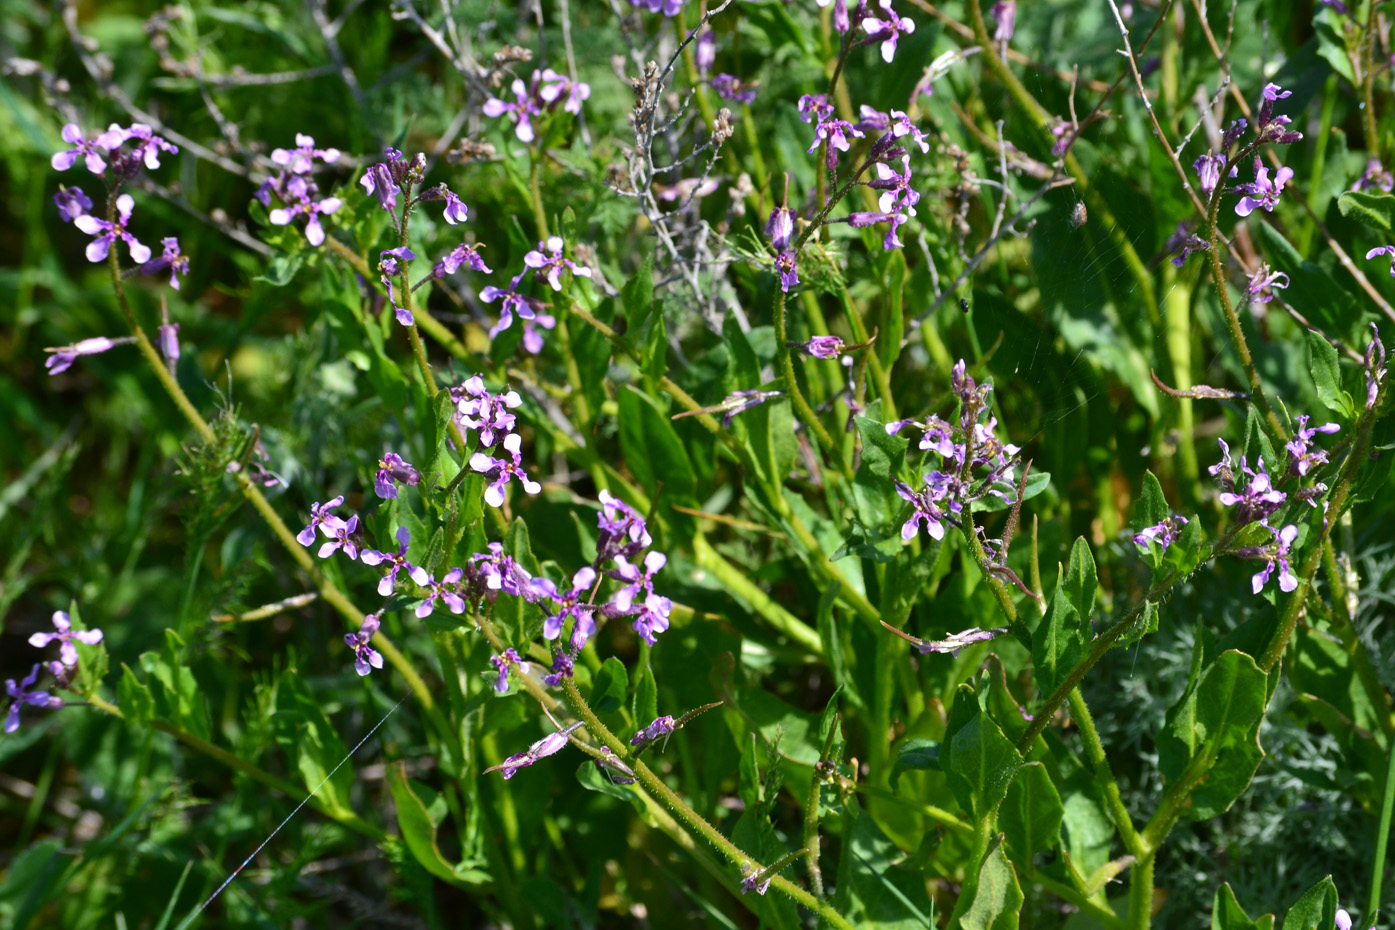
[7,610,105,733]
[886,360,1022,542]
[255,135,342,246]
[483,69,591,143]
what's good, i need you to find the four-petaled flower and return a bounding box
[6,665,62,733]
[537,567,599,648]
[711,74,757,104]
[1285,415,1340,476]
[1234,159,1294,216]
[435,243,493,278]
[482,275,546,338]
[297,496,346,546]
[1251,524,1299,594]
[272,134,341,174]
[860,0,915,62]
[523,236,593,292]
[807,119,864,170]
[895,474,955,540]
[374,452,421,499]
[491,648,528,694]
[345,612,384,676]
[411,567,466,617]
[360,527,414,596]
[268,175,342,246]
[52,124,110,174]
[483,79,542,143]
[1133,515,1188,552]
[611,551,666,612]
[29,611,104,667]
[75,194,151,263]
[597,489,653,560]
[775,250,799,292]
[538,68,592,114]
[319,514,361,560]
[455,375,522,447]
[630,593,673,646]
[470,432,542,507]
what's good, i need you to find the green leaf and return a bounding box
[617,387,697,501]
[1253,222,1362,336]
[589,657,628,713]
[1032,582,1084,696]
[832,811,937,929]
[854,414,910,529]
[1000,762,1064,875]
[632,663,658,727]
[274,670,354,818]
[388,762,486,886]
[1307,329,1353,419]
[941,683,1023,820]
[1062,536,1098,619]
[723,313,762,387]
[67,602,107,697]
[621,254,655,332]
[976,470,1051,512]
[1279,876,1338,930]
[855,415,909,479]
[1158,650,1268,820]
[1337,190,1395,234]
[890,738,940,786]
[643,310,669,382]
[959,839,1024,930]
[253,251,305,286]
[139,630,209,740]
[576,760,645,809]
[117,665,155,726]
[1135,470,1169,530]
[1212,883,1276,930]
[748,389,797,490]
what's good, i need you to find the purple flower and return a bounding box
[138,237,190,290]
[1234,159,1294,216]
[627,0,683,14]
[469,432,542,507]
[896,475,954,541]
[470,542,536,598]
[107,123,179,171]
[798,94,835,125]
[1255,83,1302,143]
[839,210,909,250]
[1285,415,1340,476]
[374,452,421,499]
[421,185,469,225]
[52,124,112,174]
[29,611,104,667]
[159,323,180,366]
[1217,458,1286,527]
[1193,153,1234,195]
[297,496,346,546]
[807,119,864,170]
[1353,158,1393,193]
[318,514,360,560]
[538,68,591,114]
[594,746,637,784]
[1365,245,1395,279]
[542,650,575,687]
[1336,909,1353,930]
[454,375,522,447]
[379,247,418,326]
[268,175,342,246]
[1246,264,1289,304]
[345,612,384,676]
[483,79,541,143]
[702,388,784,428]
[491,648,528,694]
[271,133,341,174]
[1251,524,1299,594]
[914,626,1009,656]
[790,336,844,359]
[6,665,62,733]
[872,155,920,216]
[653,177,721,202]
[523,236,593,292]
[766,203,795,252]
[631,593,672,645]
[482,274,547,338]
[631,715,676,748]
[740,866,772,896]
[522,313,556,355]
[711,73,757,104]
[611,550,666,612]
[360,161,400,213]
[537,567,599,648]
[860,0,916,63]
[775,250,799,292]
[1133,515,1188,552]
[1366,322,1387,409]
[596,489,652,560]
[483,722,581,778]
[1165,222,1211,267]
[412,567,466,618]
[44,336,129,375]
[360,527,414,596]
[435,243,493,277]
[991,0,1016,41]
[74,194,151,263]
[695,29,716,74]
[54,186,92,222]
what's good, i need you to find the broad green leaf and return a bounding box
[1212,882,1276,930]
[959,840,1024,930]
[1135,470,1169,531]
[589,657,628,713]
[890,738,940,786]
[941,683,1023,820]
[274,670,354,818]
[117,665,155,726]
[67,602,107,697]
[722,313,762,388]
[576,760,645,809]
[856,415,909,480]
[643,310,668,383]
[139,630,209,740]
[832,811,936,929]
[1279,876,1338,930]
[388,762,487,886]
[617,387,697,501]
[253,251,305,286]
[1307,329,1354,419]
[1157,650,1268,819]
[817,583,863,706]
[1000,763,1063,875]
[632,663,658,727]
[748,389,797,489]
[622,253,655,332]
[1032,582,1084,696]
[1062,536,1098,619]
[1336,190,1395,234]
[854,414,910,530]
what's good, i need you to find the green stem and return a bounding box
[1068,689,1144,857]
[1126,852,1155,930]
[1367,718,1395,926]
[691,532,824,654]
[856,785,974,834]
[1033,870,1126,929]
[776,292,848,473]
[1322,538,1394,738]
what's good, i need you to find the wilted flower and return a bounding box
[789,336,844,359]
[711,73,757,104]
[1353,158,1394,193]
[29,611,104,667]
[345,612,384,676]
[54,185,92,222]
[379,246,418,326]
[484,722,581,778]
[1366,322,1387,409]
[775,250,799,292]
[991,0,1016,42]
[1193,153,1232,195]
[44,336,131,375]
[630,714,676,749]
[1245,264,1289,304]
[374,452,421,499]
[915,626,1010,656]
